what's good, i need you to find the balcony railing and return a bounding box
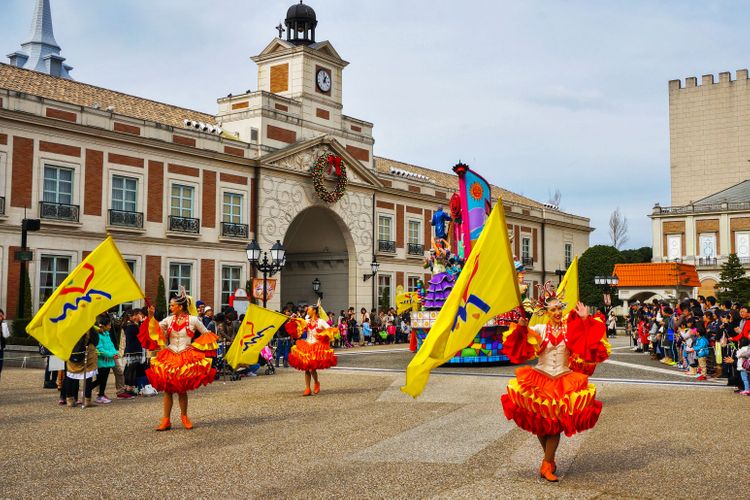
[653,201,750,215]
[697,257,718,267]
[378,239,396,253]
[40,201,79,222]
[221,222,248,238]
[108,209,143,229]
[0,196,4,215]
[522,256,534,268]
[407,243,424,256]
[168,215,200,233]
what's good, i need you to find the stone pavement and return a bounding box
[0,358,746,498]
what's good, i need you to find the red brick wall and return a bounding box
[145,255,161,302]
[5,247,20,319]
[202,170,216,228]
[316,108,330,120]
[147,161,164,223]
[232,101,249,110]
[408,185,421,194]
[84,149,103,216]
[376,200,394,210]
[381,179,391,188]
[406,206,423,215]
[200,259,215,305]
[250,178,256,236]
[11,136,33,208]
[267,125,296,144]
[514,225,520,256]
[396,272,404,288]
[167,163,199,177]
[532,228,538,261]
[346,145,370,162]
[39,141,80,157]
[396,205,404,248]
[423,209,432,246]
[113,122,141,135]
[274,103,288,112]
[173,135,196,147]
[45,108,76,122]
[220,173,248,185]
[0,134,7,145]
[351,125,362,132]
[109,153,144,168]
[223,146,244,157]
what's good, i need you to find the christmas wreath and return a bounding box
[310,154,348,203]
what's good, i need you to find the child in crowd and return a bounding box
[737,344,750,395]
[362,318,372,345]
[386,320,396,344]
[694,328,710,381]
[92,316,118,404]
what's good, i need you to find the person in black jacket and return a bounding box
[122,308,147,397]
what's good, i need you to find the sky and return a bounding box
[2,0,748,248]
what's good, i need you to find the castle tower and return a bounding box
[6,0,74,79]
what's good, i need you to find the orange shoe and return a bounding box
[155,418,171,431]
[313,381,320,394]
[181,415,193,430]
[540,460,558,482]
[303,387,312,396]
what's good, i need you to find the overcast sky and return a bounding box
[2,1,747,248]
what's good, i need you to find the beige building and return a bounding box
[0,2,592,319]
[652,69,750,296]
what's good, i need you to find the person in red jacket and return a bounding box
[501,283,609,482]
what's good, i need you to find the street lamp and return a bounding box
[312,277,323,299]
[554,268,566,284]
[246,239,286,308]
[594,274,619,309]
[363,257,380,281]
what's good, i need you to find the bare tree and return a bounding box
[609,207,629,249]
[547,188,562,208]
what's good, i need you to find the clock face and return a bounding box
[316,69,331,92]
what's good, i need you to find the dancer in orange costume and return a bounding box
[287,306,337,396]
[500,284,609,482]
[138,288,218,431]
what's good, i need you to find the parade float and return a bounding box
[408,162,528,364]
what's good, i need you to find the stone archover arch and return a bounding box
[698,277,718,298]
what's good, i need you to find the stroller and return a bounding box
[215,339,241,381]
[258,345,276,375]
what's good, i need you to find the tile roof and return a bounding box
[374,156,544,209]
[613,263,701,288]
[695,179,750,204]
[0,63,215,128]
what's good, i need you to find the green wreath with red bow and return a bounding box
[310,154,348,203]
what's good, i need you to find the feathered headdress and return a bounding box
[533,281,567,316]
[174,286,198,316]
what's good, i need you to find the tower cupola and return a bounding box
[284,1,317,46]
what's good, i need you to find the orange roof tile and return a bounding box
[613,263,701,288]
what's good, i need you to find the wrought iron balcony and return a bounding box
[221,222,249,238]
[697,257,718,267]
[40,201,79,222]
[522,256,534,268]
[108,209,143,229]
[407,243,424,256]
[740,257,750,265]
[168,215,200,233]
[0,196,4,215]
[378,239,396,253]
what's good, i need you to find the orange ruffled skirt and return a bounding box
[501,366,602,437]
[146,346,216,394]
[288,339,337,371]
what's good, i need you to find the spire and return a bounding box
[6,0,74,79]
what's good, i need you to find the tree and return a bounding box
[156,275,167,316]
[620,246,653,264]
[547,188,561,208]
[609,207,629,249]
[717,253,750,305]
[578,245,623,307]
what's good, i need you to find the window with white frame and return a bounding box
[43,166,74,204]
[377,274,392,311]
[407,275,421,293]
[169,262,193,298]
[221,265,242,308]
[736,232,750,259]
[170,184,194,218]
[408,220,421,245]
[112,175,138,212]
[522,236,531,261]
[378,215,393,241]
[564,243,572,267]
[699,233,716,258]
[39,255,71,306]
[222,193,243,223]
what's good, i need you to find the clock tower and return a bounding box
[217,1,373,168]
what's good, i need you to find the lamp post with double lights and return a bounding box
[312,277,323,300]
[594,274,619,313]
[246,239,286,308]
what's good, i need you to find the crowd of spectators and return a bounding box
[624,297,750,393]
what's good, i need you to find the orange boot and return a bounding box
[313,381,320,394]
[181,415,193,430]
[303,387,312,396]
[540,460,559,482]
[156,417,171,431]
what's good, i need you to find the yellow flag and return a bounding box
[26,236,144,360]
[401,202,521,398]
[316,298,330,323]
[225,303,289,369]
[558,256,579,316]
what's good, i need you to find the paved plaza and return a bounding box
[0,337,746,498]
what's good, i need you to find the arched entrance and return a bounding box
[698,278,718,298]
[280,206,354,312]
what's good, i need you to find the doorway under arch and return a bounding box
[280,206,354,312]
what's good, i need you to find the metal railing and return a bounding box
[378,239,396,253]
[407,243,424,255]
[39,201,79,222]
[108,209,143,228]
[522,256,534,268]
[221,222,248,238]
[697,257,718,267]
[168,215,200,233]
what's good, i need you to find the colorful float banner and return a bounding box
[251,278,277,302]
[402,201,520,398]
[457,166,492,256]
[225,303,289,368]
[26,236,144,361]
[396,292,420,314]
